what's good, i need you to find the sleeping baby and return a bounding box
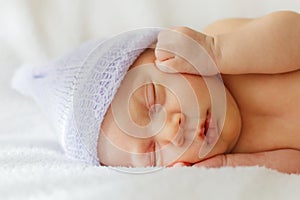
[12,11,300,174]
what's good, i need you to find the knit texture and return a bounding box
[12,28,161,165]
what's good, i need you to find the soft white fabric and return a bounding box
[0,147,299,200]
[1,0,300,199]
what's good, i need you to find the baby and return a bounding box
[98,11,300,174]
[12,11,300,174]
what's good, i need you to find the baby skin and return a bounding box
[98,11,300,174]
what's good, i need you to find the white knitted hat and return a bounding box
[12,28,161,165]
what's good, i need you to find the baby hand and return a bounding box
[192,149,300,174]
[155,27,219,76]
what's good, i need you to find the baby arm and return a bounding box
[196,149,300,174]
[216,11,300,74]
[155,11,300,75]
[173,149,300,174]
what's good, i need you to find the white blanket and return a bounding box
[1,1,300,199]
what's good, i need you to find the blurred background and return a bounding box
[1,0,300,64]
[0,0,300,143]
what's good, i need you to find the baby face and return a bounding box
[97,49,241,167]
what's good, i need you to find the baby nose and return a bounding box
[155,112,185,147]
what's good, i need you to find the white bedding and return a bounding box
[1,1,300,199]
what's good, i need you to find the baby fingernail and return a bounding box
[173,162,185,167]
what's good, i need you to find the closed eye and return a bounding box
[150,140,157,166]
[145,83,156,111]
